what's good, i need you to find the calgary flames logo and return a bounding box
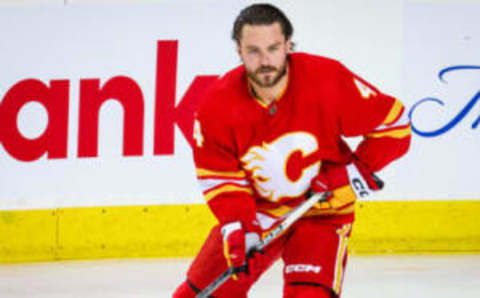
[241,132,321,202]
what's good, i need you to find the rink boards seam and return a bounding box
[1,201,479,263]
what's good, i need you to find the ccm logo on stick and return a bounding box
[285,264,322,274]
[352,178,369,197]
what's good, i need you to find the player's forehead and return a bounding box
[238,22,286,48]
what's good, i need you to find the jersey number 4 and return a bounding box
[193,119,204,147]
[354,78,377,99]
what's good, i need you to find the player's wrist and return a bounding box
[321,160,377,190]
[349,158,381,191]
[310,159,380,201]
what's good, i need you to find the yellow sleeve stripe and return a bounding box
[197,168,246,179]
[382,99,404,125]
[204,184,253,201]
[368,125,412,139]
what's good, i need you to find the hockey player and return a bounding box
[173,3,411,298]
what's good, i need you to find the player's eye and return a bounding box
[268,46,279,53]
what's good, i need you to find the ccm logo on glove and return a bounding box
[285,264,322,274]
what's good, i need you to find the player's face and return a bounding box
[237,22,291,88]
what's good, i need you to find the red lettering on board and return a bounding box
[154,40,217,155]
[0,79,69,161]
[0,41,218,161]
[78,76,144,157]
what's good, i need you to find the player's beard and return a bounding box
[247,61,287,88]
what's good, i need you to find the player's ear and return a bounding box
[286,40,293,53]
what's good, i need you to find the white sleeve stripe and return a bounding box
[197,178,250,192]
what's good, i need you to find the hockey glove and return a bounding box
[310,159,381,213]
[221,220,263,281]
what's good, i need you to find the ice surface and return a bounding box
[0,255,479,297]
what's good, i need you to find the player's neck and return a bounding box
[250,66,289,106]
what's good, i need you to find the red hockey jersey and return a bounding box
[193,53,410,229]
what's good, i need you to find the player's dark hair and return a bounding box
[232,3,293,43]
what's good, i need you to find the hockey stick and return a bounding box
[196,191,330,298]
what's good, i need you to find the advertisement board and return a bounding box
[1,1,479,211]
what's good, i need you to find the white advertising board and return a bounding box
[0,1,478,210]
[0,2,247,209]
[402,2,480,200]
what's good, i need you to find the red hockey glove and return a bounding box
[221,220,264,281]
[310,159,381,213]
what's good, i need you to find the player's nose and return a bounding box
[259,52,271,66]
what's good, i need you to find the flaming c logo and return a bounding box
[241,132,321,202]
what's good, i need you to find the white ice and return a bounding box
[0,255,479,297]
